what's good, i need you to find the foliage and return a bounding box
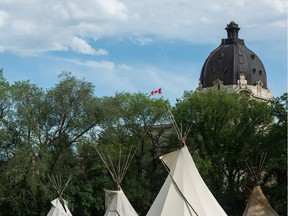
[95,92,171,214]
[0,69,286,216]
[261,93,287,215]
[173,89,286,215]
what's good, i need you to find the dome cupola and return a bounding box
[199,21,268,90]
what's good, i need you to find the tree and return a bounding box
[173,89,275,215]
[261,93,287,215]
[0,72,103,215]
[0,69,14,162]
[95,92,171,215]
[0,67,285,215]
[44,72,101,174]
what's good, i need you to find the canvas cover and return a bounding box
[47,198,72,216]
[104,188,138,216]
[146,145,227,216]
[242,186,278,216]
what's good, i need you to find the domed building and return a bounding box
[197,21,273,101]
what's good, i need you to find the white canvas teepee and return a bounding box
[242,186,278,216]
[48,198,72,216]
[146,145,227,216]
[47,175,73,216]
[147,107,227,216]
[104,188,138,216]
[95,144,138,216]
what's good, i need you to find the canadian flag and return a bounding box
[151,88,162,95]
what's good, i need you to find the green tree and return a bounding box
[0,76,50,215]
[173,89,275,215]
[95,92,171,215]
[0,72,103,215]
[261,93,287,215]
[0,69,14,162]
[44,72,101,174]
[1,67,284,216]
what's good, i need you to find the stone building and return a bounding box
[197,21,274,102]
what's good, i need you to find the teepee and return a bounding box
[47,175,73,216]
[242,186,278,216]
[243,153,278,216]
[146,107,227,216]
[95,143,138,216]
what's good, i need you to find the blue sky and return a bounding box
[0,0,287,104]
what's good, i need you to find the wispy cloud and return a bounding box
[117,64,132,71]
[61,57,115,70]
[131,36,153,46]
[0,11,8,28]
[71,36,108,55]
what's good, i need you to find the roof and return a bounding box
[200,22,268,89]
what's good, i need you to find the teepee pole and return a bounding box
[94,129,147,189]
[166,105,192,147]
[246,152,267,185]
[118,144,122,183]
[166,105,182,142]
[48,174,72,200]
[258,152,267,181]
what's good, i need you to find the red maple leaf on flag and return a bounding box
[151,88,162,95]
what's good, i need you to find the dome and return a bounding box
[200,22,268,89]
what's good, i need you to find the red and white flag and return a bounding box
[151,88,162,95]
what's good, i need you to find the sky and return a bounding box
[0,0,287,104]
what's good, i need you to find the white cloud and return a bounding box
[118,64,132,71]
[0,0,38,3]
[0,45,5,52]
[84,60,114,70]
[0,0,285,104]
[51,3,70,21]
[61,58,115,70]
[51,42,68,52]
[94,48,109,56]
[131,36,153,46]
[264,0,287,13]
[48,57,197,102]
[71,36,108,55]
[96,0,128,20]
[272,19,287,28]
[140,65,198,100]
[0,0,128,55]
[66,0,128,21]
[0,11,8,28]
[90,63,199,102]
[11,20,36,36]
[0,0,285,55]
[200,17,211,24]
